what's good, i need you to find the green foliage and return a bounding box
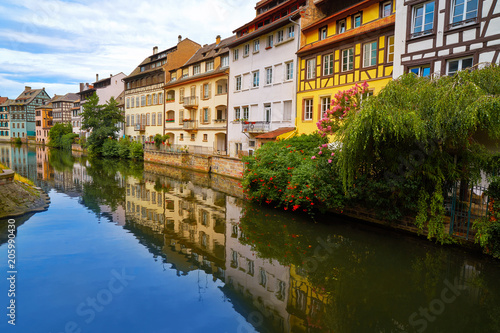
[48,123,73,149]
[102,139,120,158]
[474,176,500,258]
[14,138,22,145]
[154,134,170,149]
[81,93,124,155]
[129,141,144,160]
[242,133,345,214]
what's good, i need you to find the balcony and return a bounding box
[183,120,198,131]
[182,96,198,108]
[135,123,145,131]
[242,121,270,133]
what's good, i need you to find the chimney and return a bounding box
[153,46,158,55]
[25,86,31,91]
[80,83,84,92]
[216,35,221,44]
[96,74,99,82]
[178,35,182,43]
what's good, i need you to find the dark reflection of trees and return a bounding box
[79,158,143,217]
[238,204,500,333]
[48,148,75,172]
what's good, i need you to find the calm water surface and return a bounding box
[1,144,500,333]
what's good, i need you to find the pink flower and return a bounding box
[328,159,332,163]
[311,156,316,159]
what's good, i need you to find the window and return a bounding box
[153,93,158,105]
[152,113,156,126]
[353,14,362,28]
[447,57,473,75]
[252,71,260,87]
[259,268,267,287]
[321,96,331,116]
[451,0,478,25]
[146,113,150,126]
[247,260,254,276]
[264,104,271,122]
[304,99,313,120]
[412,2,435,37]
[323,54,334,76]
[319,26,327,40]
[287,25,294,38]
[141,95,146,106]
[158,112,162,124]
[203,134,208,141]
[191,133,195,141]
[277,30,284,43]
[342,48,354,71]
[382,1,392,17]
[131,97,135,108]
[266,68,273,85]
[131,114,135,126]
[363,41,377,67]
[180,88,185,102]
[182,68,188,78]
[233,48,239,61]
[126,98,130,109]
[286,61,294,80]
[221,55,229,67]
[206,60,214,71]
[306,58,316,79]
[147,94,151,105]
[180,133,184,141]
[167,90,175,102]
[244,44,250,56]
[203,83,210,99]
[170,72,177,81]
[387,36,395,62]
[242,106,249,119]
[338,19,346,33]
[193,64,201,75]
[234,107,241,120]
[235,76,242,91]
[158,92,163,103]
[253,39,260,53]
[267,35,273,48]
[203,108,209,123]
[136,96,139,107]
[409,65,431,76]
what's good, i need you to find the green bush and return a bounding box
[474,176,500,258]
[117,138,131,158]
[48,123,73,149]
[102,139,120,158]
[61,133,78,150]
[14,138,22,145]
[129,141,144,160]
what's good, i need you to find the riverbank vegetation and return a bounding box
[243,65,500,253]
[81,93,143,160]
[47,123,78,150]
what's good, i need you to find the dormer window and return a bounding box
[206,60,214,71]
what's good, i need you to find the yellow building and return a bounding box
[296,0,395,135]
[163,35,234,154]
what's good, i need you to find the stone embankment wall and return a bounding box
[0,169,50,219]
[144,150,244,179]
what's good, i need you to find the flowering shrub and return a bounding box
[242,133,344,215]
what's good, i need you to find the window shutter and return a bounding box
[200,109,203,123]
[208,108,211,123]
[208,83,212,98]
[180,110,184,124]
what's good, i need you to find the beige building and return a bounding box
[163,35,234,154]
[124,37,201,143]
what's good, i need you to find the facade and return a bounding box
[227,0,305,157]
[124,37,201,143]
[77,73,126,138]
[70,99,80,135]
[163,35,234,153]
[35,96,59,144]
[51,93,79,125]
[295,0,395,135]
[393,0,500,77]
[9,87,50,142]
[0,99,12,141]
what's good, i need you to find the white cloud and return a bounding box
[0,0,255,98]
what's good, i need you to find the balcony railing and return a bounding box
[182,96,198,108]
[183,120,198,131]
[135,123,145,131]
[242,121,270,133]
[214,119,227,124]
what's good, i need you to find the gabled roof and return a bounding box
[164,67,228,89]
[183,35,236,67]
[57,93,80,103]
[14,88,49,105]
[0,99,14,107]
[0,97,8,104]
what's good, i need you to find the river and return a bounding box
[1,143,500,333]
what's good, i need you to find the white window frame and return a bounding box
[193,64,201,75]
[267,35,273,48]
[319,26,327,40]
[235,76,242,91]
[354,14,362,28]
[412,1,435,37]
[306,58,316,80]
[287,25,295,38]
[320,96,331,116]
[382,1,392,17]
[304,99,313,121]
[252,71,260,88]
[242,106,249,119]
[221,55,229,68]
[387,36,395,62]
[446,57,473,75]
[285,61,294,80]
[265,67,273,85]
[234,107,241,120]
[253,39,260,53]
[363,41,377,67]
[451,0,478,25]
[323,54,333,76]
[206,60,214,72]
[243,44,250,56]
[233,48,239,61]
[342,48,354,72]
[277,30,284,43]
[409,64,431,77]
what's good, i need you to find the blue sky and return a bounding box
[0,0,255,99]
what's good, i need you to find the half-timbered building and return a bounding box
[393,0,500,77]
[296,0,395,135]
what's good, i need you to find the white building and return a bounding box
[393,0,500,78]
[75,73,126,139]
[227,0,304,158]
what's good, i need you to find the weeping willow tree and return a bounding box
[323,65,500,242]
